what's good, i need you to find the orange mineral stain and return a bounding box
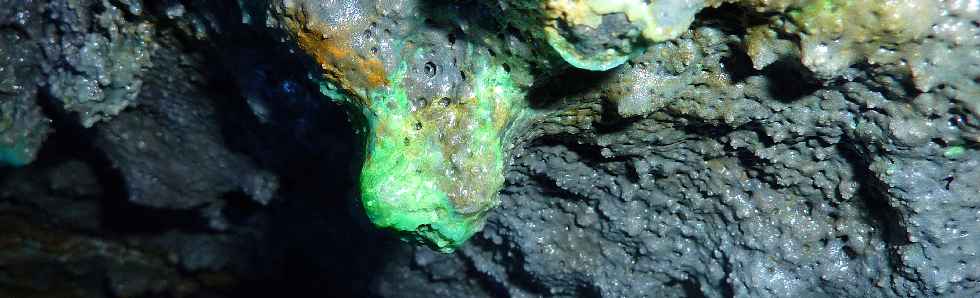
[282,7,388,103]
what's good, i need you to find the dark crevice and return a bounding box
[943,176,954,190]
[530,133,632,165]
[504,249,556,296]
[719,258,736,298]
[624,159,642,184]
[762,59,820,102]
[221,190,263,226]
[593,97,633,133]
[0,24,33,40]
[460,239,518,297]
[721,47,757,84]
[575,284,603,298]
[676,120,735,140]
[666,278,708,298]
[694,3,753,36]
[527,67,613,109]
[850,63,922,101]
[837,141,911,270]
[529,172,592,202]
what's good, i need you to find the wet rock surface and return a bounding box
[0,0,978,297]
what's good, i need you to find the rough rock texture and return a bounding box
[93,36,279,214]
[0,29,50,167]
[0,0,977,297]
[438,4,977,297]
[40,0,157,128]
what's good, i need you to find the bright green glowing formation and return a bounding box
[357,60,526,251]
[280,2,530,250]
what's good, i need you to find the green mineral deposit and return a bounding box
[944,146,965,159]
[282,4,531,250]
[357,58,527,251]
